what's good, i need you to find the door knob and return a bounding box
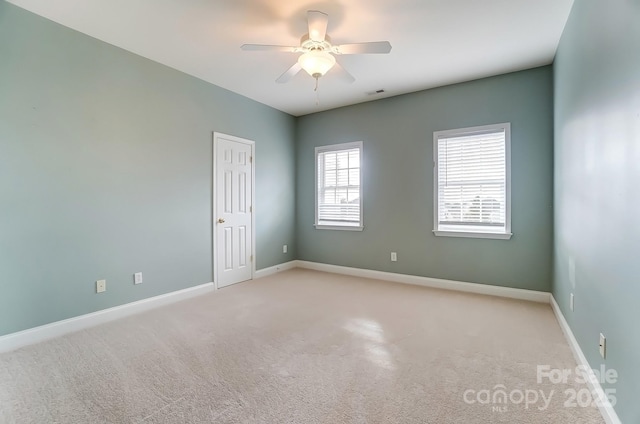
[217,218,225,224]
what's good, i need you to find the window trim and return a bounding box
[433,123,512,240]
[315,141,364,231]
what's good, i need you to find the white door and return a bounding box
[214,133,254,288]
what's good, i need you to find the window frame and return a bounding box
[433,123,512,240]
[315,141,364,231]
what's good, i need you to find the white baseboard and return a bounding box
[254,260,298,279]
[0,262,617,424]
[296,261,550,303]
[550,296,621,424]
[0,282,215,354]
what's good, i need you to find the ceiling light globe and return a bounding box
[298,51,336,78]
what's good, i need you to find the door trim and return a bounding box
[212,132,256,288]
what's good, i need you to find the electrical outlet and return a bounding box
[283,244,288,254]
[570,293,574,311]
[599,333,606,359]
[134,272,143,285]
[96,279,106,293]
[391,252,397,262]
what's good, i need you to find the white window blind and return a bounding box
[434,123,511,239]
[315,142,363,230]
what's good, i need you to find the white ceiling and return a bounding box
[7,0,574,117]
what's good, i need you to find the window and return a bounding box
[433,123,511,239]
[315,141,363,231]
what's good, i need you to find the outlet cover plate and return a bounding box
[96,279,106,293]
[134,272,143,285]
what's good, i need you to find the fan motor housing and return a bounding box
[300,33,333,51]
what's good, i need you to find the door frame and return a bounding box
[212,132,256,289]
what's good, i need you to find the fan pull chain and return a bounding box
[314,76,320,106]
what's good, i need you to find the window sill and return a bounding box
[433,230,512,240]
[315,224,364,232]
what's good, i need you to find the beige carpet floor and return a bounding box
[0,269,604,423]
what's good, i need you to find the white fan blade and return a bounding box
[332,61,355,84]
[276,62,302,83]
[307,10,328,42]
[241,44,298,52]
[335,41,392,55]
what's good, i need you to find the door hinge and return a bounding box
[250,255,253,262]
[250,156,253,163]
[250,206,252,213]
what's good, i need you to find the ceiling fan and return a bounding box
[241,10,392,86]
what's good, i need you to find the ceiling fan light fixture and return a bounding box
[298,51,336,78]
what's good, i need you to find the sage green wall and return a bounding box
[553,0,640,421]
[0,2,296,336]
[296,67,554,291]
